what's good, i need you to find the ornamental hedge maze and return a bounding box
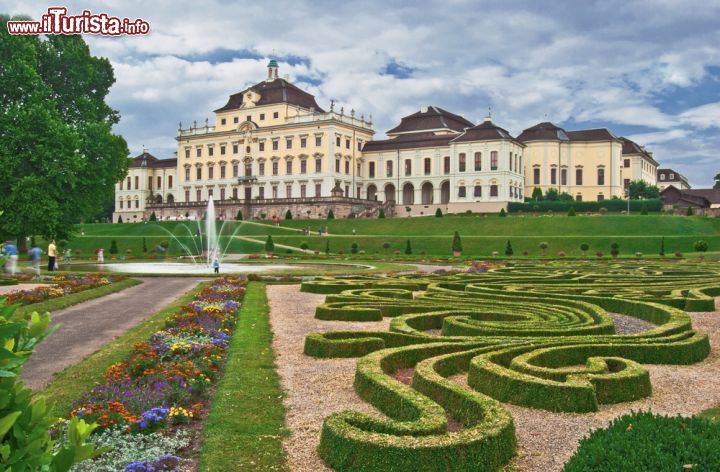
[300,261,720,471]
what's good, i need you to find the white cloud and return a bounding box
[679,102,720,129]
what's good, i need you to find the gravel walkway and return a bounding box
[22,277,204,391]
[609,312,656,334]
[267,285,390,472]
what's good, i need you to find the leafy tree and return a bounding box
[628,180,660,199]
[499,208,507,217]
[0,20,129,242]
[109,240,118,254]
[117,216,123,224]
[435,208,443,218]
[694,240,709,252]
[714,173,720,189]
[580,243,589,256]
[559,192,574,202]
[378,208,385,219]
[505,240,513,256]
[327,210,335,220]
[660,237,665,256]
[452,231,463,254]
[539,241,549,256]
[325,239,330,255]
[545,188,559,201]
[611,242,620,258]
[531,187,543,201]
[236,210,243,221]
[686,206,694,216]
[568,206,576,216]
[285,209,293,220]
[404,239,412,255]
[300,241,309,250]
[351,242,359,254]
[265,235,274,253]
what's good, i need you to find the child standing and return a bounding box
[212,259,220,274]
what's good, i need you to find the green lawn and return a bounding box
[35,214,720,258]
[198,282,288,471]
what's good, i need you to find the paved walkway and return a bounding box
[0,283,52,295]
[22,277,204,391]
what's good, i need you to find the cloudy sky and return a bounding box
[4,0,720,186]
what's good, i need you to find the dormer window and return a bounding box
[221,118,226,125]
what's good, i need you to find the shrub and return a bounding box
[286,249,293,254]
[236,210,243,221]
[382,242,391,252]
[522,251,529,256]
[694,240,709,252]
[565,412,720,472]
[531,187,543,201]
[300,242,310,250]
[492,251,499,257]
[660,237,665,256]
[110,240,119,254]
[327,210,335,220]
[394,250,400,256]
[452,232,463,254]
[435,208,443,218]
[265,235,275,253]
[149,211,157,222]
[686,206,694,216]
[538,241,548,256]
[580,243,589,256]
[142,238,148,253]
[117,216,123,224]
[636,252,643,258]
[599,207,608,215]
[505,240,513,256]
[499,208,507,217]
[285,210,293,220]
[567,206,576,216]
[351,243,359,254]
[558,251,566,257]
[325,240,330,255]
[596,251,604,258]
[508,199,662,213]
[404,240,412,255]
[378,209,385,219]
[640,203,648,215]
[159,240,169,249]
[610,242,620,258]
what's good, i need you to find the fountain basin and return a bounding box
[62,261,371,275]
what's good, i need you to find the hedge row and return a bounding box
[509,198,662,213]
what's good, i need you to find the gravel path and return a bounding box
[267,285,390,472]
[22,277,204,391]
[609,312,656,334]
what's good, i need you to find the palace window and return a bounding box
[272,162,279,176]
[185,168,190,181]
[286,160,292,174]
[286,184,292,198]
[232,188,237,199]
[315,136,322,147]
[300,184,306,198]
[533,168,540,185]
[196,148,201,158]
[597,167,605,186]
[404,159,412,176]
[185,148,190,158]
[220,146,226,156]
[357,162,361,177]
[474,185,482,197]
[148,176,153,190]
[220,166,226,179]
[169,176,173,188]
[273,112,279,119]
[345,160,350,174]
[134,176,139,189]
[474,152,481,171]
[246,146,251,154]
[576,168,583,185]
[208,147,214,157]
[135,200,139,209]
[208,189,213,199]
[424,158,431,175]
[369,162,376,178]
[233,117,238,123]
[576,194,583,202]
[490,151,498,170]
[286,138,293,149]
[272,186,278,199]
[259,142,265,152]
[157,176,162,188]
[660,174,666,181]
[345,138,350,149]
[233,144,238,154]
[345,184,350,197]
[336,136,341,147]
[315,183,322,197]
[624,159,630,168]
[335,159,340,173]
[315,158,322,173]
[196,189,202,201]
[185,190,190,201]
[272,140,279,151]
[443,156,450,174]
[561,168,567,186]
[358,141,362,151]
[386,160,393,177]
[232,164,238,177]
[221,118,226,125]
[490,184,498,197]
[300,137,307,148]
[246,164,253,177]
[208,167,214,179]
[119,200,123,209]
[220,188,225,200]
[459,153,466,172]
[509,152,512,170]
[551,168,557,185]
[259,162,265,176]
[458,186,466,198]
[260,113,265,120]
[246,115,251,122]
[259,187,265,198]
[301,160,307,174]
[598,193,605,201]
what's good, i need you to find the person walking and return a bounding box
[97,248,104,264]
[47,240,57,271]
[63,247,72,263]
[28,244,42,279]
[1,241,18,275]
[212,258,220,274]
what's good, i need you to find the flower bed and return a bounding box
[54,277,246,471]
[3,274,124,306]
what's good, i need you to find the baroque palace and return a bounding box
[114,60,669,222]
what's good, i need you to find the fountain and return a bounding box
[205,199,219,267]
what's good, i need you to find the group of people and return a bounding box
[0,239,95,278]
[300,226,331,236]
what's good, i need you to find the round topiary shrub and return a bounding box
[596,251,604,258]
[694,240,709,252]
[300,242,310,250]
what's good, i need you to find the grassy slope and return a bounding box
[42,215,720,257]
[37,281,208,418]
[198,282,288,471]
